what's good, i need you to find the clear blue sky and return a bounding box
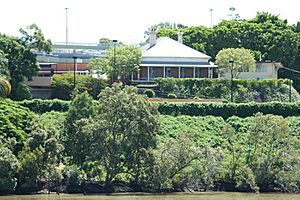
[1,0,300,44]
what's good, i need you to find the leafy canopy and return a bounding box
[216,48,256,78]
[0,24,51,100]
[89,45,141,83]
[67,83,160,187]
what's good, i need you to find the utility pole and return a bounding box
[65,8,69,45]
[112,40,118,84]
[229,7,235,20]
[73,56,77,89]
[210,9,213,27]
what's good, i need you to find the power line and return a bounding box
[282,66,300,74]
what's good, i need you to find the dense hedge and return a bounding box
[0,99,34,148]
[158,101,300,118]
[52,74,107,100]
[19,99,70,114]
[156,78,300,102]
[19,98,300,119]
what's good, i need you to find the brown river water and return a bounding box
[0,193,300,200]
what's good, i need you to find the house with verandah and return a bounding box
[132,30,218,83]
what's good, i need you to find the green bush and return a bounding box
[19,99,70,114]
[63,165,86,193]
[0,99,34,151]
[167,93,177,99]
[144,89,155,98]
[156,78,300,102]
[10,83,32,101]
[52,74,107,100]
[158,101,300,119]
[0,147,19,194]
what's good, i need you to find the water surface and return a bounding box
[1,193,300,200]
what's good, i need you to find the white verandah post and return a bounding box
[147,66,150,81]
[193,67,196,78]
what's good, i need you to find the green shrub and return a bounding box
[144,89,155,98]
[158,102,300,119]
[0,147,19,194]
[19,99,70,114]
[167,93,177,99]
[10,83,32,101]
[156,78,300,102]
[160,115,227,147]
[0,99,34,151]
[52,74,107,100]
[63,165,86,193]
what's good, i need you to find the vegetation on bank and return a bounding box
[1,86,300,194]
[0,99,34,149]
[19,98,300,118]
[159,114,300,192]
[156,78,299,102]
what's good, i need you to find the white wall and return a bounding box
[220,63,280,80]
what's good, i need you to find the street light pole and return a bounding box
[112,40,118,84]
[229,7,235,20]
[229,59,234,102]
[210,9,213,27]
[65,8,69,45]
[289,79,292,102]
[73,56,77,89]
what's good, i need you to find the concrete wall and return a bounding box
[31,88,52,99]
[25,76,52,87]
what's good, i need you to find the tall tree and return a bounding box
[64,91,96,167]
[99,38,111,44]
[18,24,52,53]
[216,48,256,78]
[89,45,141,84]
[246,113,300,192]
[0,24,51,100]
[144,22,187,39]
[81,83,160,187]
